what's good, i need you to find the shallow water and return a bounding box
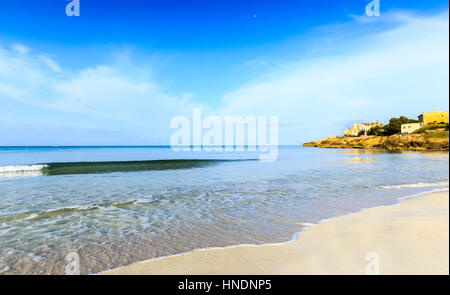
[0,146,448,274]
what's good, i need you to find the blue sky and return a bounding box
[0,0,449,145]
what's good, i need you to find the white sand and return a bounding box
[103,191,449,275]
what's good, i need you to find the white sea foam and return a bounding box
[0,164,47,173]
[25,213,39,220]
[0,164,47,178]
[382,181,449,189]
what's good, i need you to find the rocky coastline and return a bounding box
[303,131,449,151]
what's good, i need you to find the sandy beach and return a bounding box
[103,190,449,275]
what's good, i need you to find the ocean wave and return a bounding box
[41,199,144,214]
[0,198,157,223]
[0,159,249,177]
[382,181,449,189]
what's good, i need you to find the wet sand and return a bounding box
[102,190,449,275]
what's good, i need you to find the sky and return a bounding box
[0,0,448,145]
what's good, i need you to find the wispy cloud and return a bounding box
[0,44,202,145]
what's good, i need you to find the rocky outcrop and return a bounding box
[303,131,449,151]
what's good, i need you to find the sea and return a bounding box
[0,146,448,274]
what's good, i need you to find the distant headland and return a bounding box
[303,110,449,151]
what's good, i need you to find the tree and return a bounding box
[367,125,384,136]
[357,129,366,137]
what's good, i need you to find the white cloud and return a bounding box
[0,44,203,140]
[11,43,30,55]
[0,43,208,145]
[39,55,62,73]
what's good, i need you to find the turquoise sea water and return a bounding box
[0,146,448,274]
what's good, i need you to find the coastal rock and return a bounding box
[303,131,449,151]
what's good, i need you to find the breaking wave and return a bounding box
[0,198,157,223]
[0,164,48,173]
[0,159,250,177]
[382,181,449,189]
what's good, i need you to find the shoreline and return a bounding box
[102,189,449,275]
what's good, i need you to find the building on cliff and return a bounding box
[418,110,449,125]
[344,122,383,136]
[401,123,422,134]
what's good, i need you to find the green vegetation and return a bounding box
[357,129,366,137]
[424,131,449,139]
[413,123,449,134]
[367,125,384,136]
[366,116,419,136]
